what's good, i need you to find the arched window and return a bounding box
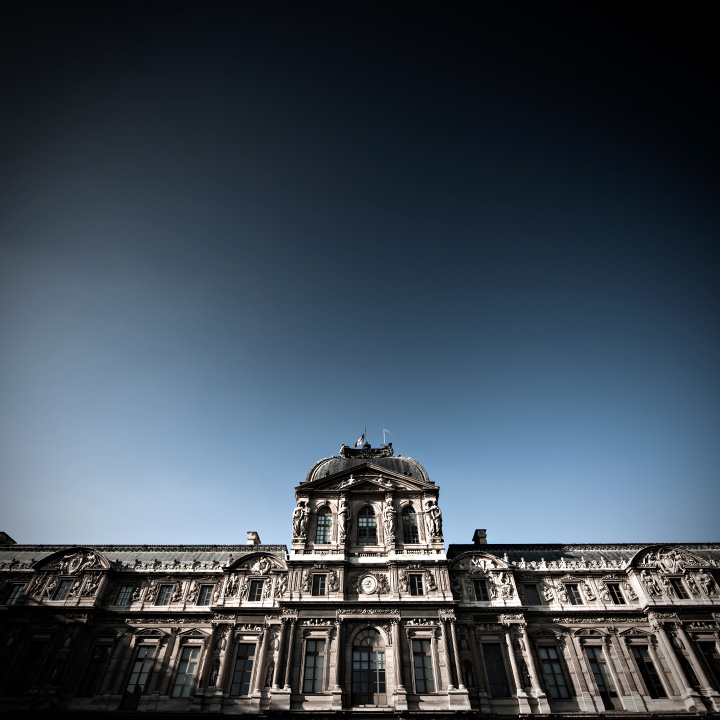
[402,507,419,543]
[357,507,377,545]
[352,629,386,705]
[315,507,332,544]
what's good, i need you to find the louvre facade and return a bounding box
[1,444,719,717]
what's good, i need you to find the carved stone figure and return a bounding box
[172,584,183,602]
[338,499,350,542]
[697,569,717,595]
[424,569,437,592]
[274,574,287,598]
[581,580,596,600]
[82,574,100,597]
[132,584,143,601]
[328,570,340,592]
[497,571,514,598]
[251,557,272,575]
[424,499,443,538]
[622,580,638,600]
[292,500,310,538]
[301,571,312,593]
[640,569,660,596]
[187,581,199,603]
[398,570,409,593]
[450,574,463,600]
[541,582,554,602]
[382,497,397,539]
[226,574,239,598]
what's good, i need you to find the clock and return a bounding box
[360,575,378,594]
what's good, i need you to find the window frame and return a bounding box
[481,641,511,697]
[248,580,264,602]
[229,642,257,696]
[126,644,156,695]
[631,644,667,698]
[669,577,690,599]
[401,507,420,544]
[155,585,173,606]
[315,507,332,544]
[5,583,25,605]
[473,578,490,601]
[409,573,424,597]
[302,637,326,693]
[537,644,572,699]
[115,584,134,606]
[171,644,202,698]
[606,582,626,605]
[412,637,436,693]
[565,583,583,605]
[524,583,541,605]
[54,579,74,601]
[357,506,378,545]
[197,585,214,606]
[311,574,327,597]
[77,642,113,697]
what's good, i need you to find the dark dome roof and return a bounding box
[305,455,431,485]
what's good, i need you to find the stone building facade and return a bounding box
[1,445,719,717]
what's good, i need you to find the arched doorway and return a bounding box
[352,629,387,706]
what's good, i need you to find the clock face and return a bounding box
[360,575,377,594]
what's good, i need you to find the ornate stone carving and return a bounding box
[424,499,443,539]
[292,500,310,540]
[250,557,272,575]
[638,547,704,573]
[382,496,396,541]
[339,442,394,459]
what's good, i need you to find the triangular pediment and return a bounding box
[299,463,434,493]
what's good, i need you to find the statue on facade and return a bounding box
[640,569,660,596]
[424,499,443,538]
[338,498,350,542]
[382,497,397,539]
[292,500,310,539]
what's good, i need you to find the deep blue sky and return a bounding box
[1,3,718,547]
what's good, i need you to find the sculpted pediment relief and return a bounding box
[227,553,287,574]
[450,551,509,573]
[632,546,706,573]
[34,547,110,574]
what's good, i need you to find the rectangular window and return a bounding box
[156,585,173,606]
[312,575,327,596]
[585,645,618,709]
[78,644,112,697]
[248,580,264,602]
[172,646,201,697]
[230,643,256,695]
[6,584,24,605]
[670,578,690,599]
[524,584,541,605]
[127,646,155,694]
[566,584,583,605]
[315,512,332,543]
[409,574,424,596]
[115,585,134,606]
[303,639,326,693]
[538,646,571,699]
[473,579,490,601]
[482,643,510,697]
[606,583,626,605]
[632,646,667,698]
[402,512,420,543]
[54,579,74,601]
[697,641,720,692]
[198,585,214,606]
[413,639,435,693]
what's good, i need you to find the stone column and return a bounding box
[251,627,270,695]
[333,618,344,690]
[283,620,297,691]
[100,632,131,696]
[559,632,595,712]
[572,636,605,712]
[651,621,699,711]
[152,631,178,696]
[443,622,456,690]
[504,629,531,712]
[272,621,288,690]
[392,619,404,692]
[520,626,551,712]
[449,620,466,690]
[468,626,492,713]
[675,623,720,710]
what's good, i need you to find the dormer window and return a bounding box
[357,507,377,545]
[315,507,332,544]
[402,507,419,543]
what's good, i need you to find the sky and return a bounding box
[1,2,718,549]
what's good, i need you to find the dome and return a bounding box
[304,449,432,485]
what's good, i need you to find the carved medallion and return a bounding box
[359,575,378,594]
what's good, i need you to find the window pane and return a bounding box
[198,585,214,605]
[482,643,510,697]
[116,585,133,606]
[315,510,332,543]
[230,643,256,695]
[303,639,325,693]
[172,646,201,698]
[312,575,326,596]
[413,639,434,693]
[474,579,489,601]
[538,646,570,699]
[78,644,112,697]
[566,584,583,605]
[524,584,540,605]
[632,646,667,698]
[607,583,626,605]
[156,585,173,606]
[402,509,419,543]
[54,580,74,601]
[6,584,24,605]
[127,646,156,694]
[248,580,264,602]
[410,574,424,596]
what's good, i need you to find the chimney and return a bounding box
[473,529,487,546]
[246,531,261,546]
[0,532,16,546]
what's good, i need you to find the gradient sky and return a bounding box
[1,3,718,548]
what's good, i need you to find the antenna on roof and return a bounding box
[382,426,393,445]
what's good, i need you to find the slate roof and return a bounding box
[305,455,431,485]
[0,545,288,572]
